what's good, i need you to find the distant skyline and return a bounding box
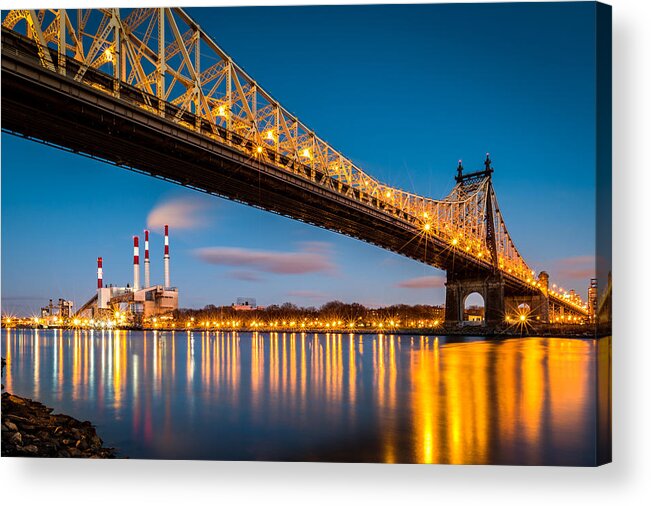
[1,3,598,315]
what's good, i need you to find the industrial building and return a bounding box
[232,297,264,311]
[40,298,74,322]
[76,225,178,323]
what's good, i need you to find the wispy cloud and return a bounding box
[195,242,336,275]
[553,255,595,280]
[228,270,263,282]
[286,290,329,300]
[396,275,446,289]
[147,195,214,230]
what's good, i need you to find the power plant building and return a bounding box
[78,225,178,321]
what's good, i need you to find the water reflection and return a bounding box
[1,328,608,465]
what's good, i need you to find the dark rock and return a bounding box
[23,433,37,443]
[1,391,118,458]
[68,447,82,457]
[7,394,26,405]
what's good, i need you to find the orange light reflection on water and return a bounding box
[1,330,603,464]
[409,337,595,465]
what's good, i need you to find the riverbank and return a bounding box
[1,358,117,458]
[5,323,597,338]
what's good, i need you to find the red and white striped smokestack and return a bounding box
[133,235,140,291]
[164,225,170,289]
[97,257,103,290]
[144,229,150,288]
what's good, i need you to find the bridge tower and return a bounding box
[444,155,552,327]
[444,155,505,327]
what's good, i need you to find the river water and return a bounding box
[2,328,610,465]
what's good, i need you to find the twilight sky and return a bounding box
[1,2,598,315]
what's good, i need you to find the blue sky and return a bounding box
[1,2,598,314]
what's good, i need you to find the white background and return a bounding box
[1,0,649,504]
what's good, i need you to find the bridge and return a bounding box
[1,8,588,326]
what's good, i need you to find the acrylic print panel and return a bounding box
[1,2,611,465]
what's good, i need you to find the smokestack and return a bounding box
[97,257,103,289]
[164,224,170,289]
[133,236,140,291]
[144,229,150,288]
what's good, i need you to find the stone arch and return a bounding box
[463,291,485,324]
[445,272,505,326]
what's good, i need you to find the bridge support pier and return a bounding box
[503,271,550,323]
[444,272,505,327]
[504,294,549,323]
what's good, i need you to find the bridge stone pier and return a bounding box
[445,270,551,327]
[504,271,550,323]
[444,271,505,326]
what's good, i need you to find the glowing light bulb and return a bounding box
[424,223,431,231]
[256,146,263,154]
[452,238,458,246]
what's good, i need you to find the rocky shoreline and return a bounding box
[1,358,118,458]
[1,392,118,458]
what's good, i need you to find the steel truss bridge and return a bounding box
[1,8,588,325]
